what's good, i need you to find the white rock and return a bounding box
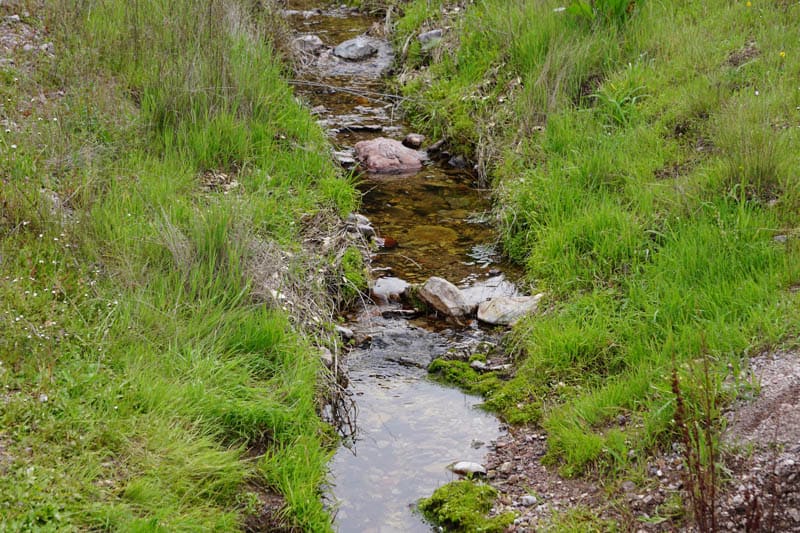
[450,461,486,476]
[477,294,544,326]
[419,277,472,318]
[470,360,487,371]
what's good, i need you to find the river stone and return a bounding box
[372,277,410,305]
[334,36,378,60]
[461,275,519,313]
[293,34,324,54]
[320,347,334,368]
[402,132,425,149]
[407,225,459,247]
[335,325,354,340]
[418,28,444,44]
[450,461,486,476]
[419,276,472,318]
[477,294,544,326]
[354,137,426,174]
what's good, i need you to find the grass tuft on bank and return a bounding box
[396,0,800,476]
[1,0,355,530]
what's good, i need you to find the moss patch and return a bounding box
[427,359,502,397]
[418,480,515,532]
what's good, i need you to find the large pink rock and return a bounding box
[354,137,426,174]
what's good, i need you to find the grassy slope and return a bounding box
[396,0,800,476]
[1,1,354,530]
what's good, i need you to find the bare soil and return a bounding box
[480,349,800,531]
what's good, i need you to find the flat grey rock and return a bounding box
[334,36,378,60]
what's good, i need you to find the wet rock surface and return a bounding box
[419,276,472,318]
[354,137,427,174]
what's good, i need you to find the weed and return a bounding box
[671,345,720,532]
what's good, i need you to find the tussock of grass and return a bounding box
[1,0,355,530]
[396,0,800,477]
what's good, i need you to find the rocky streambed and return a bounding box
[284,2,545,531]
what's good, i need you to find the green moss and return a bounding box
[427,359,502,397]
[418,481,514,533]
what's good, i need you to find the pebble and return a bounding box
[450,461,486,476]
[521,495,537,507]
[335,325,354,340]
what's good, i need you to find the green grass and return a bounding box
[1,0,356,530]
[396,0,800,479]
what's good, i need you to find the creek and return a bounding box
[285,3,518,531]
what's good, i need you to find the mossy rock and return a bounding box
[427,359,502,397]
[418,480,514,532]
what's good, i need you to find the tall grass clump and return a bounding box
[1,0,354,530]
[395,0,800,496]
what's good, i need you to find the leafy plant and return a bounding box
[591,82,648,127]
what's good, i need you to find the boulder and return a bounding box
[419,277,472,318]
[450,461,486,476]
[477,294,544,326]
[354,137,426,174]
[334,37,378,60]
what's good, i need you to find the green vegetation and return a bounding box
[340,246,368,306]
[1,0,355,530]
[428,359,502,396]
[418,480,515,532]
[396,0,800,479]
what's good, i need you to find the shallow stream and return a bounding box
[286,3,516,531]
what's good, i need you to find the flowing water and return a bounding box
[286,3,517,531]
